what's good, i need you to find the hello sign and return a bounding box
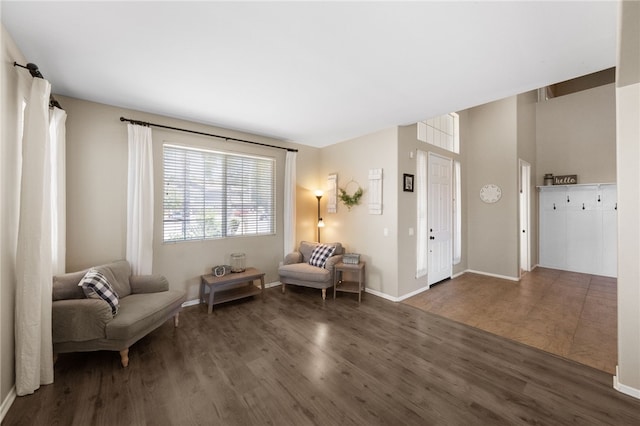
[553,175,578,185]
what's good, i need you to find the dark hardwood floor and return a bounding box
[5,286,640,425]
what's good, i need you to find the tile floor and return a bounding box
[403,267,617,374]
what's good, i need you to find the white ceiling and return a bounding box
[2,1,618,147]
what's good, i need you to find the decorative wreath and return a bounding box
[338,181,363,211]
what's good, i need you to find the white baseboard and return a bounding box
[1,386,16,423]
[364,287,399,302]
[465,269,520,282]
[451,270,466,279]
[614,366,640,400]
[182,298,201,308]
[265,281,281,289]
[396,285,430,302]
[184,273,519,307]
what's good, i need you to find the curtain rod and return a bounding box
[13,62,64,110]
[119,117,298,153]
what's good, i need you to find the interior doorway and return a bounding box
[519,159,531,276]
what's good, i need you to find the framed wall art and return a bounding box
[403,173,414,192]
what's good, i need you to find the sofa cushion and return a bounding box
[130,274,169,294]
[94,260,132,298]
[105,291,185,341]
[79,269,120,316]
[278,262,331,283]
[309,244,337,268]
[53,269,88,301]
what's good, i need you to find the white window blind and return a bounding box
[163,144,275,242]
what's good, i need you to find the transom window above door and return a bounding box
[417,112,460,154]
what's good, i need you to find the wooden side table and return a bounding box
[200,267,265,313]
[333,261,366,303]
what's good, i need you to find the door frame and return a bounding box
[519,159,532,275]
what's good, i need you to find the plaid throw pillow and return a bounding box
[78,269,119,316]
[308,244,336,268]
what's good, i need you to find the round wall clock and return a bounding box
[480,184,502,203]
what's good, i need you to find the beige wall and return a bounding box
[60,96,314,302]
[466,96,519,279]
[615,0,640,396]
[319,128,398,297]
[1,24,30,410]
[536,83,617,185]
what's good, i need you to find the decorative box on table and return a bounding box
[342,253,360,264]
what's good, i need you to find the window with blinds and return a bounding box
[163,144,275,242]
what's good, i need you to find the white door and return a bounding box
[519,160,531,275]
[428,153,453,285]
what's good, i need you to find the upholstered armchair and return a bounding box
[278,241,344,299]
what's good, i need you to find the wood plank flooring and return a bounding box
[404,268,617,374]
[5,284,639,425]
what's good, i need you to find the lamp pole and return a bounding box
[315,190,324,242]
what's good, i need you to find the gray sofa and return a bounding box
[278,241,344,299]
[52,260,186,367]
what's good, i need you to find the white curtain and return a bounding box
[15,78,54,395]
[416,150,428,278]
[453,160,462,265]
[126,124,154,275]
[50,107,67,275]
[283,151,297,256]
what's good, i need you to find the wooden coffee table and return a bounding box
[200,267,265,313]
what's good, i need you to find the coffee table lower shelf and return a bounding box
[212,284,262,305]
[200,268,265,313]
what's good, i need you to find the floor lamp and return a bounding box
[315,190,325,242]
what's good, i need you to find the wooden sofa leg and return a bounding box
[120,348,129,367]
[282,283,286,294]
[322,288,326,300]
[53,353,58,365]
[174,312,180,327]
